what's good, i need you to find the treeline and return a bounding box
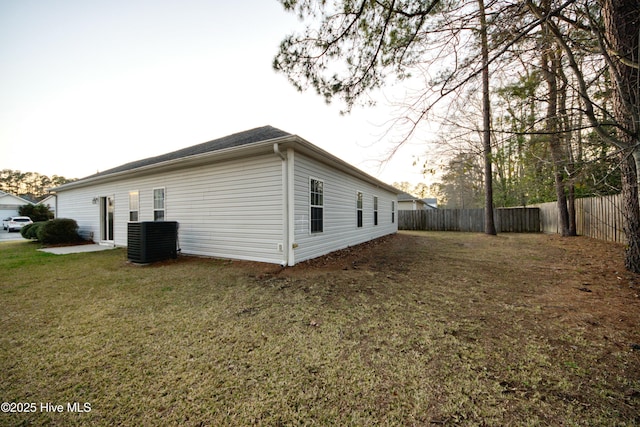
[416,4,624,211]
[0,169,75,202]
[434,143,619,210]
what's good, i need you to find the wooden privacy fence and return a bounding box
[399,194,626,243]
[533,194,625,243]
[398,207,540,233]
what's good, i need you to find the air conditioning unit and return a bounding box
[127,221,178,264]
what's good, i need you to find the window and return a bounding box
[153,188,165,221]
[129,191,139,222]
[356,191,363,228]
[310,178,323,233]
[392,201,395,223]
[373,196,378,226]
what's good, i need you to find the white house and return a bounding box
[52,126,399,266]
[398,191,429,211]
[0,191,33,220]
[37,194,57,218]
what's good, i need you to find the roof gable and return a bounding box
[397,191,424,203]
[89,126,291,179]
[0,192,33,205]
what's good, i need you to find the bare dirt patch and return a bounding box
[247,231,640,423]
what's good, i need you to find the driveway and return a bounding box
[0,229,27,242]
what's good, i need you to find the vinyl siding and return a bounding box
[56,186,102,241]
[292,153,398,263]
[56,154,285,264]
[0,195,31,221]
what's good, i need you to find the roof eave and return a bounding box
[281,136,399,195]
[52,134,296,192]
[51,133,399,196]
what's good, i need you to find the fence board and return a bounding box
[533,194,625,243]
[399,208,540,233]
[400,194,625,243]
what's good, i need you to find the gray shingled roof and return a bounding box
[397,191,424,202]
[89,125,291,178]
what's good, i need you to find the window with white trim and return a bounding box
[356,191,363,228]
[129,191,139,222]
[373,196,378,226]
[310,178,323,233]
[153,188,165,221]
[392,201,395,223]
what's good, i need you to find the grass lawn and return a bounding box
[1,231,639,425]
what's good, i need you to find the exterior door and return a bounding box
[101,196,114,242]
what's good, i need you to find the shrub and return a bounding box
[18,204,54,222]
[36,219,81,245]
[20,222,45,240]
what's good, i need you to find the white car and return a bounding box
[4,216,33,232]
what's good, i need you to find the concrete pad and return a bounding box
[39,244,117,255]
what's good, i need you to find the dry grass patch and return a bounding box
[1,232,639,425]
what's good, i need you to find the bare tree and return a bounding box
[275,0,640,271]
[478,0,497,234]
[527,0,640,270]
[539,0,573,236]
[600,0,640,271]
[274,0,521,234]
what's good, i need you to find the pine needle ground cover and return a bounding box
[1,232,639,425]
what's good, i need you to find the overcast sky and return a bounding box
[1,0,435,186]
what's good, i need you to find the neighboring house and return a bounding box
[37,195,57,218]
[0,191,33,220]
[422,198,438,209]
[51,126,399,266]
[397,191,428,211]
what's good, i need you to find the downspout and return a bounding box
[273,143,289,266]
[286,148,295,267]
[273,142,286,161]
[53,192,58,219]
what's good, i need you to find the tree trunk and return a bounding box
[541,24,571,237]
[478,0,496,235]
[602,0,640,271]
[557,63,577,236]
[622,150,640,272]
[567,185,577,236]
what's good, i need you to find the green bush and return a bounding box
[36,219,81,244]
[20,222,45,240]
[18,204,54,222]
